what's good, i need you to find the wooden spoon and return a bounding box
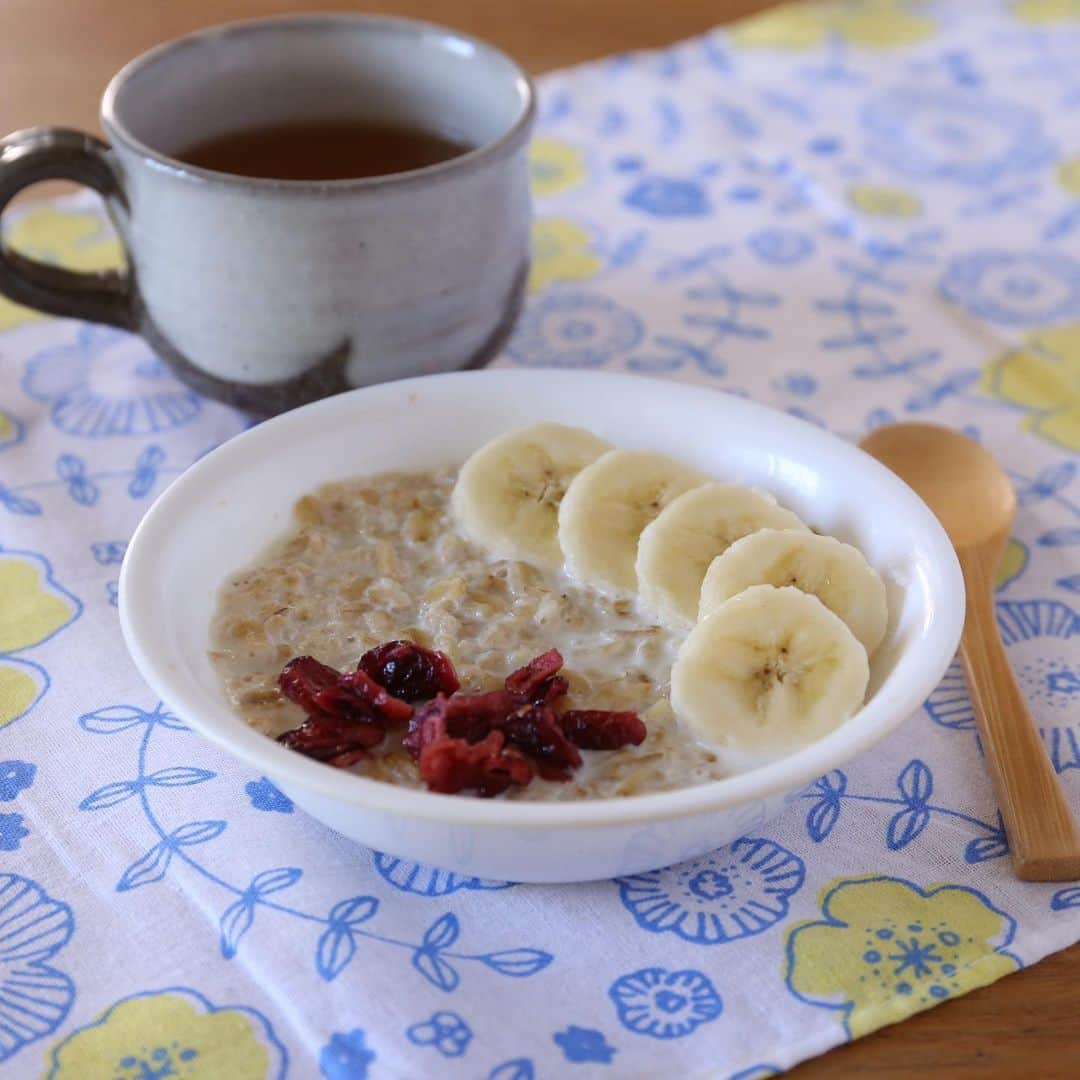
[860,422,1080,881]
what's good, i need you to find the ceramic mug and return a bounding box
[0,15,535,412]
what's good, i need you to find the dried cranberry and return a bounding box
[530,675,569,707]
[336,669,413,725]
[279,656,343,714]
[446,691,518,731]
[279,656,412,727]
[419,731,533,797]
[406,650,569,761]
[504,649,564,700]
[276,654,415,769]
[559,709,646,750]
[403,695,450,759]
[277,713,386,762]
[359,640,460,701]
[280,643,649,792]
[501,704,582,782]
[404,690,519,759]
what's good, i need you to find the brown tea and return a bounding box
[175,120,472,181]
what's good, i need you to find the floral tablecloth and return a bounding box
[2,1,1080,1077]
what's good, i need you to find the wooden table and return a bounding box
[2,3,1076,1076]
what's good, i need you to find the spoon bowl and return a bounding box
[861,422,1015,550]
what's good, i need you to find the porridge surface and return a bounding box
[209,467,727,799]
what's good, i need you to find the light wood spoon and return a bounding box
[861,422,1080,881]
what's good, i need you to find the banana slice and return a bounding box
[636,483,808,627]
[671,584,869,755]
[452,422,612,566]
[558,450,709,594]
[699,528,887,656]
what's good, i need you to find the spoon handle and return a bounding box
[959,548,1080,881]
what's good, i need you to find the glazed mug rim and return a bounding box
[100,12,538,193]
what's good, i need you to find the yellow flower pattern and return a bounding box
[0,207,124,332]
[0,551,79,727]
[45,989,284,1080]
[981,323,1080,451]
[529,137,589,198]
[848,183,923,218]
[996,538,1029,590]
[0,410,17,447]
[1012,0,1080,22]
[530,218,603,292]
[0,663,41,733]
[1057,157,1080,197]
[730,1,936,51]
[786,876,1019,1039]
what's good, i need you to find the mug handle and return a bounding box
[0,127,137,330]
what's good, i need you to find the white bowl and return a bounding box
[120,369,964,883]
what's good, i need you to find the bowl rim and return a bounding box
[119,369,965,829]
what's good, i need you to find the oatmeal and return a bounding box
[210,467,726,799]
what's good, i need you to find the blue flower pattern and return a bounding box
[774,371,818,397]
[0,761,35,801]
[624,176,711,217]
[507,293,644,368]
[0,874,75,1063]
[939,250,1080,326]
[618,838,805,944]
[22,324,203,437]
[244,777,294,814]
[747,228,815,266]
[90,541,126,566]
[407,1011,473,1058]
[926,599,1080,775]
[610,967,722,1039]
[553,1025,617,1063]
[861,86,1054,186]
[2,5,1079,1076]
[0,815,29,851]
[320,1028,375,1079]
